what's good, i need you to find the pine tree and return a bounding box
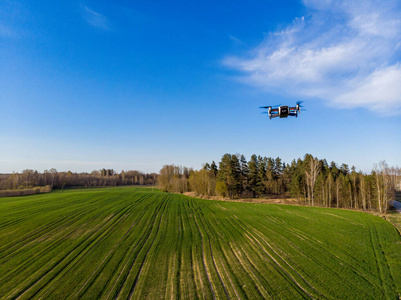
[240,155,249,196]
[248,155,259,197]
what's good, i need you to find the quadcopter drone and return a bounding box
[260,101,305,119]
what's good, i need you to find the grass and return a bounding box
[1,187,401,299]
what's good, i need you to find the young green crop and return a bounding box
[0,187,400,299]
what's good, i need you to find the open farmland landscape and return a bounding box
[1,187,401,299]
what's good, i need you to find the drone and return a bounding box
[260,101,305,119]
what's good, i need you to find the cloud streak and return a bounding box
[224,0,401,114]
[82,5,111,30]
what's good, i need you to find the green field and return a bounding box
[1,187,401,299]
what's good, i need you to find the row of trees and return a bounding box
[0,169,158,190]
[158,153,400,213]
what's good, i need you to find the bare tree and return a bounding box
[359,172,367,211]
[305,156,320,206]
[374,161,394,214]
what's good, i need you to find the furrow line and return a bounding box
[72,199,143,298]
[251,229,320,298]
[0,209,93,267]
[111,197,167,299]
[218,256,241,299]
[174,200,184,299]
[0,218,25,231]
[11,205,132,300]
[127,195,171,299]
[366,218,394,298]
[256,218,380,293]
[186,200,213,299]
[0,223,84,284]
[222,216,275,298]
[100,200,157,300]
[183,199,203,299]
[198,210,234,299]
[0,212,78,260]
[167,254,176,300]
[228,241,270,299]
[232,215,315,299]
[192,214,216,300]
[37,201,142,300]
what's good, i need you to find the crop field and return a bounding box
[1,187,401,299]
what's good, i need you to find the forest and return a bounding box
[0,168,157,191]
[1,153,399,213]
[158,153,400,214]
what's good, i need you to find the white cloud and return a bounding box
[334,64,401,114]
[224,0,401,115]
[82,5,111,30]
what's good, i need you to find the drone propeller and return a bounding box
[259,104,281,109]
[296,101,304,107]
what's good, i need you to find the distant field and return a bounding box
[1,187,401,299]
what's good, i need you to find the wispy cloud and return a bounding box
[223,0,401,115]
[229,35,243,44]
[82,5,111,30]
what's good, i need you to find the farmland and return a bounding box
[1,187,401,299]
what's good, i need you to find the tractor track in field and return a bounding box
[195,206,231,299]
[111,196,169,299]
[38,203,138,300]
[0,213,77,261]
[0,222,84,284]
[168,253,177,300]
[204,203,278,298]
[202,209,248,299]
[204,216,241,299]
[191,200,232,299]
[232,215,317,299]
[223,217,275,298]
[366,218,397,298]
[229,242,268,299]
[205,223,231,299]
[184,201,206,299]
[0,212,82,267]
[265,216,382,288]
[0,200,115,263]
[257,218,382,294]
[91,199,155,299]
[219,256,241,299]
[11,204,134,300]
[0,207,98,264]
[246,230,319,299]
[127,196,171,300]
[192,214,217,300]
[102,199,160,299]
[0,217,25,231]
[72,197,146,298]
[174,200,185,299]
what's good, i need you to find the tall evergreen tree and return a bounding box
[240,155,249,196]
[248,155,259,197]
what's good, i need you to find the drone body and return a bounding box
[260,101,304,119]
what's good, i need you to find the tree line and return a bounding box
[0,168,158,190]
[158,153,400,213]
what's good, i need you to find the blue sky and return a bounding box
[1,0,400,174]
